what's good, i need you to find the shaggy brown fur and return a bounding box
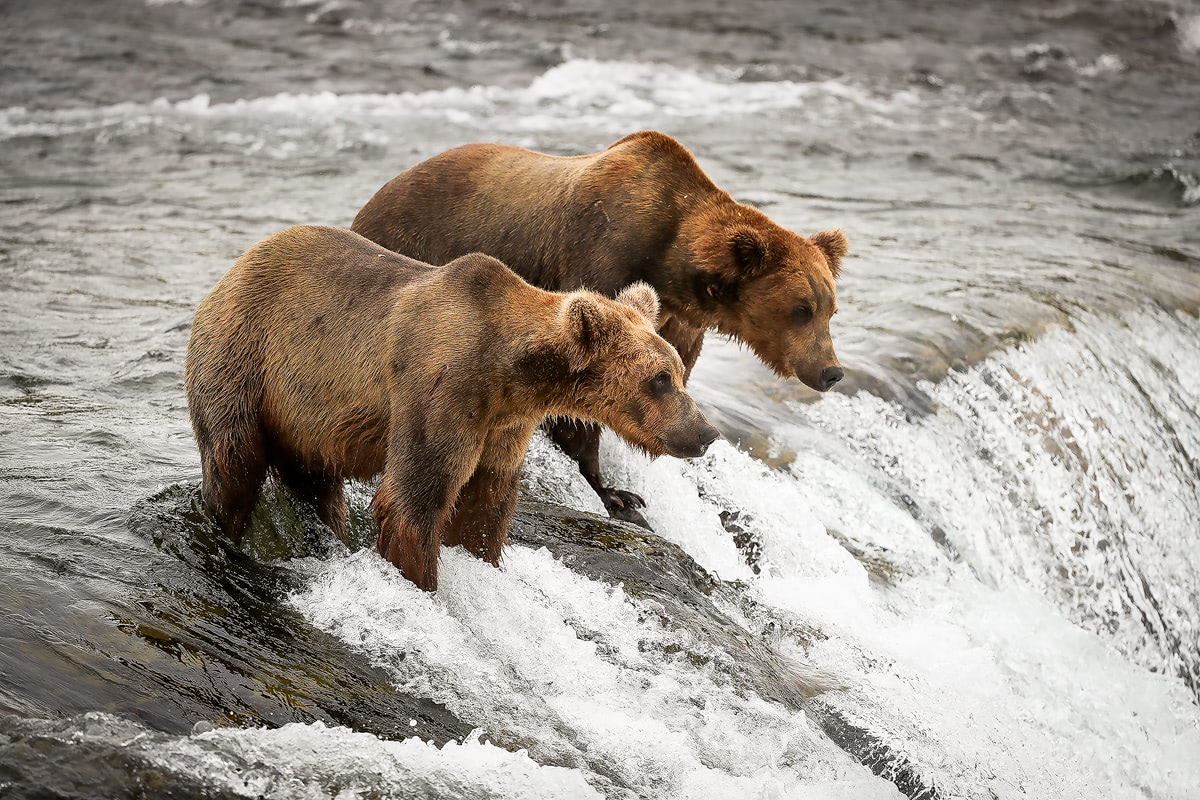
[185,225,717,591]
[351,130,846,524]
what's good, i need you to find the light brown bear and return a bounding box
[351,130,846,526]
[184,225,718,591]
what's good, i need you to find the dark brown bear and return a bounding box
[351,130,846,526]
[184,225,717,591]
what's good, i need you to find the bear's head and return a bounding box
[688,211,846,392]
[558,283,720,459]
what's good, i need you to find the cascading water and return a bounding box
[800,306,1200,695]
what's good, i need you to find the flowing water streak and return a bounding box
[0,59,967,149]
[0,711,604,800]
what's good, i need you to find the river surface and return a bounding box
[2,1,1199,798]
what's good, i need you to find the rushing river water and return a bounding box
[2,1,1199,798]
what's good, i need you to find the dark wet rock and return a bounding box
[0,714,247,800]
[810,701,944,800]
[513,500,723,603]
[717,508,763,574]
[88,483,475,744]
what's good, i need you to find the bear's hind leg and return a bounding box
[198,425,268,548]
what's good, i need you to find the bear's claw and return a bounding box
[598,487,651,530]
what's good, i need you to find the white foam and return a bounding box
[289,546,898,799]
[804,574,1200,799]
[800,306,1200,679]
[147,718,601,799]
[1076,52,1126,77]
[1179,14,1200,53]
[587,306,1200,797]
[0,59,936,144]
[1012,43,1126,78]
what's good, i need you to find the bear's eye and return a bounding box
[648,370,672,396]
[791,304,813,325]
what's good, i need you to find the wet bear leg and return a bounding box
[373,423,484,591]
[198,423,268,548]
[442,425,531,565]
[544,417,650,529]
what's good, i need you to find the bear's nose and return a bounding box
[697,423,721,454]
[818,366,844,391]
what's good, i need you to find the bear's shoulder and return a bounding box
[439,252,529,300]
[591,131,717,200]
[606,130,695,164]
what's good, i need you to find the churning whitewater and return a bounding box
[278,305,1200,800]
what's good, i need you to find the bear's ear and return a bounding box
[615,281,660,325]
[560,292,617,371]
[810,229,848,278]
[729,226,769,277]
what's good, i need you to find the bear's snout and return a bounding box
[818,366,844,391]
[791,357,843,393]
[665,418,721,459]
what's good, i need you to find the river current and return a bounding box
[1,1,1199,798]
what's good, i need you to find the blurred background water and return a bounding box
[1,1,1199,797]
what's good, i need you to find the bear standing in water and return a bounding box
[185,226,718,591]
[351,130,846,527]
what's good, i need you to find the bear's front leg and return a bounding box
[372,423,484,591]
[372,480,443,591]
[544,417,650,529]
[442,423,533,565]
